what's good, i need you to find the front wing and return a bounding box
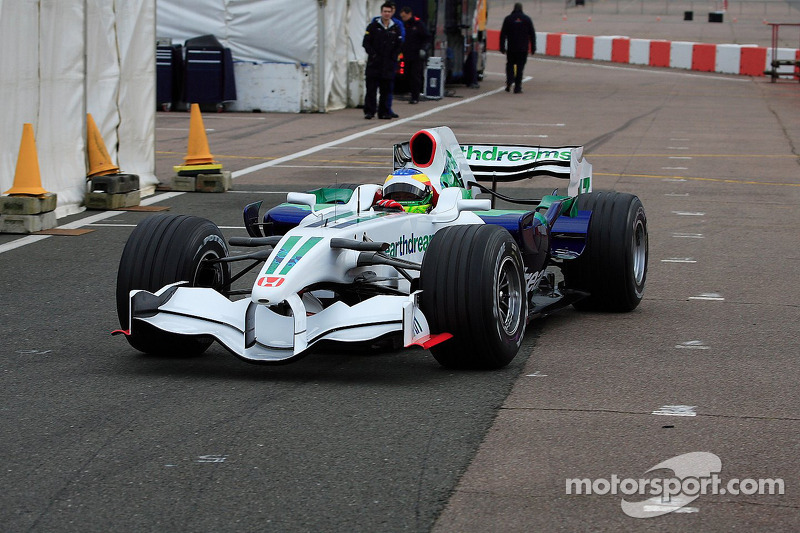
[126,284,440,363]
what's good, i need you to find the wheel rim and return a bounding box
[194,251,226,289]
[496,256,524,335]
[632,219,647,285]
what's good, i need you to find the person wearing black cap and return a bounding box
[500,2,536,94]
[399,6,428,104]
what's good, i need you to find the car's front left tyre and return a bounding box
[116,214,231,355]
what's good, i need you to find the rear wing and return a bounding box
[460,144,592,196]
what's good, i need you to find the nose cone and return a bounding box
[251,235,325,304]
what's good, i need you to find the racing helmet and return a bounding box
[382,169,438,207]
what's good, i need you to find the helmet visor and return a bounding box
[383,175,431,204]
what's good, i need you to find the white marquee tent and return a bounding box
[0,0,378,215]
[157,0,380,113]
[0,0,157,216]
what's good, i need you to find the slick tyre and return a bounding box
[562,192,648,312]
[420,225,527,369]
[116,214,231,355]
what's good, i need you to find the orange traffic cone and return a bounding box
[4,123,49,196]
[174,104,223,174]
[86,113,120,178]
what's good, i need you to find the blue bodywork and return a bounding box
[262,202,591,262]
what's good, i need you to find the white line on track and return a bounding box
[371,132,549,138]
[661,258,697,263]
[161,114,267,121]
[662,167,688,170]
[689,293,725,301]
[157,128,215,132]
[89,223,246,230]
[0,192,184,255]
[227,190,294,194]
[652,405,697,416]
[272,165,388,169]
[675,340,710,350]
[403,121,565,127]
[318,147,393,151]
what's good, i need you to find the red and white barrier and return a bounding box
[489,30,798,78]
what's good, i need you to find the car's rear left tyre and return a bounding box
[116,214,231,355]
[420,225,527,369]
[562,191,648,311]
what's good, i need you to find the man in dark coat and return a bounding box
[399,6,428,104]
[363,2,403,119]
[500,2,536,94]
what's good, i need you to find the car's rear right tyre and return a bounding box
[562,191,648,311]
[420,225,527,369]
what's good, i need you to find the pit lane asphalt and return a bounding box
[1,51,799,532]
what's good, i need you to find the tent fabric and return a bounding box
[158,0,317,65]
[38,0,87,208]
[0,1,40,199]
[156,0,382,111]
[115,0,157,184]
[87,0,122,165]
[0,0,156,215]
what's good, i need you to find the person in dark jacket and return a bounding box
[500,3,536,94]
[363,2,403,119]
[399,6,428,104]
[372,2,405,117]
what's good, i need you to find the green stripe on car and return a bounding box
[279,237,323,275]
[265,236,302,274]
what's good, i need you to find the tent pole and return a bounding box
[317,0,327,112]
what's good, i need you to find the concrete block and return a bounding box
[85,190,141,210]
[196,171,232,193]
[171,175,197,191]
[0,193,57,215]
[561,34,577,58]
[0,211,57,233]
[89,173,140,194]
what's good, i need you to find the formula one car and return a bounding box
[115,127,648,369]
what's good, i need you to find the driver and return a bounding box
[378,169,438,213]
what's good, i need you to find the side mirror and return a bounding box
[286,192,318,210]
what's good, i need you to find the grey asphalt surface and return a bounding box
[2,22,799,533]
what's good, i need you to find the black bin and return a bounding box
[183,34,237,109]
[684,11,693,21]
[708,12,724,23]
[156,44,183,111]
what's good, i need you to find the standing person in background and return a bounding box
[363,2,403,119]
[399,6,428,104]
[372,2,404,117]
[500,2,536,94]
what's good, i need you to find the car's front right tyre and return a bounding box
[420,224,527,369]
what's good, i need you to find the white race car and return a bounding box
[115,127,648,369]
